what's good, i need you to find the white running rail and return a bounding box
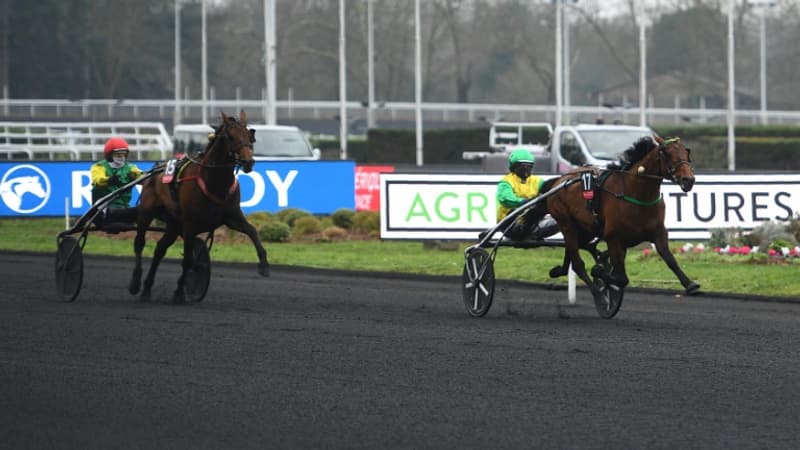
[0,121,173,161]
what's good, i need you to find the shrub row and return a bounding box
[708,214,800,253]
[250,209,380,243]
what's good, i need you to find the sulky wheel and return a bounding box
[590,255,624,319]
[55,236,84,303]
[591,274,624,319]
[462,248,495,317]
[184,236,211,302]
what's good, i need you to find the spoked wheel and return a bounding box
[589,255,623,319]
[462,248,495,317]
[591,265,624,319]
[55,236,84,302]
[184,236,211,302]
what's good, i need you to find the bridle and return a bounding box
[186,119,254,170]
[598,136,692,207]
[657,137,693,184]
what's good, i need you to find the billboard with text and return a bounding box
[0,161,355,217]
[379,173,800,240]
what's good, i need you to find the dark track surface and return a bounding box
[3,251,800,449]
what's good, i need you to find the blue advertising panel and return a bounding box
[0,161,355,217]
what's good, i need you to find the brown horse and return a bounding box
[541,135,700,313]
[129,110,269,302]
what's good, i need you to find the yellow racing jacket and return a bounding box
[496,172,545,222]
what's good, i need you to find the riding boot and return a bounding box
[530,216,560,240]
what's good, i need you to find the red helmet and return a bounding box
[103,137,129,159]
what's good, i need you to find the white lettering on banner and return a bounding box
[266,170,298,207]
[380,173,800,240]
[355,171,381,191]
[72,171,92,207]
[70,170,145,209]
[355,193,373,210]
[66,169,297,210]
[238,171,265,207]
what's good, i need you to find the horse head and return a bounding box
[212,110,256,173]
[654,136,694,192]
[12,176,46,198]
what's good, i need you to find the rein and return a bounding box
[596,170,663,207]
[183,152,238,169]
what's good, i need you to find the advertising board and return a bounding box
[379,173,800,240]
[0,161,355,217]
[355,165,394,211]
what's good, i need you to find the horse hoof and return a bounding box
[685,282,701,295]
[172,291,186,304]
[549,266,567,278]
[138,292,151,303]
[258,262,270,277]
[128,281,140,295]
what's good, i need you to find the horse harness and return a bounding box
[577,138,687,233]
[159,120,254,213]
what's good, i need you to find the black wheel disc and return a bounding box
[462,248,495,317]
[55,236,83,303]
[592,277,624,319]
[184,237,211,302]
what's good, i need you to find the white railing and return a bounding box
[0,121,173,161]
[2,98,800,128]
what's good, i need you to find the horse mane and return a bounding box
[203,116,239,155]
[608,136,657,171]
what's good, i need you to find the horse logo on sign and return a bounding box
[0,164,51,214]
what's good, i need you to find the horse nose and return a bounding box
[242,160,254,173]
[680,176,695,192]
[241,147,255,173]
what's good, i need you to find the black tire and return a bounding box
[462,248,495,317]
[184,237,211,302]
[592,276,624,319]
[55,236,83,303]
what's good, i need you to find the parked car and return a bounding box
[173,124,321,161]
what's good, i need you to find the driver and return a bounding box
[496,148,559,241]
[90,137,144,224]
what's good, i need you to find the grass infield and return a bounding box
[3,217,798,299]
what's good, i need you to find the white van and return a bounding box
[465,122,654,173]
[172,124,321,161]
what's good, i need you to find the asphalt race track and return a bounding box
[2,250,800,449]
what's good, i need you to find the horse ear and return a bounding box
[239,110,247,126]
[221,111,229,123]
